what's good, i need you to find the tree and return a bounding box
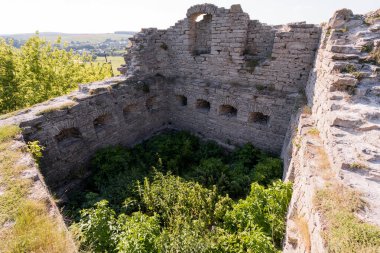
[0,36,113,114]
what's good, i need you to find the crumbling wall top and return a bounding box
[186,4,218,18]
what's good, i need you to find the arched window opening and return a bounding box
[248,112,270,125]
[195,14,207,22]
[123,103,139,118]
[219,105,237,117]
[176,95,187,106]
[93,114,113,132]
[196,99,210,112]
[190,13,212,56]
[55,127,82,147]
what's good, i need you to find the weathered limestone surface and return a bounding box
[282,114,327,253]
[283,8,380,252]
[122,3,321,153]
[307,10,380,225]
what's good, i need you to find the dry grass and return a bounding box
[349,162,370,171]
[0,125,75,252]
[294,216,311,253]
[302,106,312,115]
[315,184,380,253]
[1,201,71,253]
[314,146,335,180]
[369,47,380,65]
[365,10,380,25]
[308,128,320,136]
[36,101,76,115]
[0,125,21,142]
[0,110,23,120]
[315,146,329,170]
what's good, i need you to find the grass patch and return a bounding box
[292,136,302,150]
[36,101,76,115]
[308,128,320,136]
[352,71,364,80]
[294,216,311,253]
[315,184,380,252]
[340,64,357,74]
[369,47,380,65]
[349,162,369,171]
[0,109,25,120]
[0,201,71,253]
[302,106,312,115]
[336,27,348,33]
[315,146,330,171]
[0,124,74,252]
[361,44,374,53]
[94,56,125,75]
[0,125,21,142]
[365,11,380,25]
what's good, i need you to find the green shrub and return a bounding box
[187,158,230,193]
[212,227,278,253]
[68,131,291,252]
[0,36,112,114]
[0,125,20,142]
[251,157,283,186]
[27,140,45,161]
[72,200,117,252]
[224,181,292,248]
[116,212,160,253]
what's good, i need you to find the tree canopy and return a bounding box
[0,36,113,114]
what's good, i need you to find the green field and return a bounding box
[0,32,133,43]
[95,56,125,76]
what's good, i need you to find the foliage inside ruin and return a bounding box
[66,131,292,252]
[0,35,113,114]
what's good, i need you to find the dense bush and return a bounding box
[67,131,291,252]
[0,35,112,114]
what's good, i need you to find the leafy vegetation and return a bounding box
[0,35,113,114]
[67,131,291,252]
[26,140,45,161]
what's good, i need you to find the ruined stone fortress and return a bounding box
[17,4,321,193]
[1,4,379,252]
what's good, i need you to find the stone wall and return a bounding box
[1,76,170,195]
[0,3,321,197]
[283,8,380,252]
[1,3,379,252]
[123,3,321,154]
[307,9,380,225]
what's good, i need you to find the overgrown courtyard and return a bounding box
[65,131,292,252]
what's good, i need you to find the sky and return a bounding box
[0,0,379,34]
